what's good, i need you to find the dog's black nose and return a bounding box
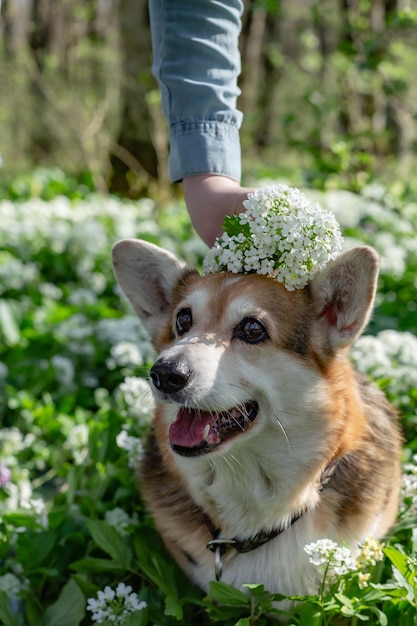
[150,360,191,395]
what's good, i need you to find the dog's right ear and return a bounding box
[309,246,379,353]
[112,239,188,343]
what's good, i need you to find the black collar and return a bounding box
[204,458,339,580]
[206,509,303,556]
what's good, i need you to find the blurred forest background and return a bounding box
[0,0,416,198]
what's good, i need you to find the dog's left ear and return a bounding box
[112,239,189,343]
[310,246,379,352]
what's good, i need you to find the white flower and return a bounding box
[305,538,339,567]
[203,185,343,290]
[87,583,146,625]
[105,508,137,536]
[305,539,356,578]
[56,314,95,356]
[305,537,384,586]
[116,430,144,468]
[65,423,89,465]
[0,572,29,596]
[29,498,49,529]
[51,355,75,388]
[356,537,384,568]
[68,288,98,306]
[0,255,39,293]
[358,572,371,589]
[39,282,63,300]
[117,377,154,421]
[400,456,417,516]
[351,330,417,412]
[106,341,144,370]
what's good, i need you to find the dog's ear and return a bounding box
[112,239,188,342]
[310,246,379,352]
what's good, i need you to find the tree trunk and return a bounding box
[109,0,159,194]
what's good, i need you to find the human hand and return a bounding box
[183,174,254,247]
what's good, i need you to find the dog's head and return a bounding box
[112,239,378,459]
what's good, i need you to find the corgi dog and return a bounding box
[112,239,401,601]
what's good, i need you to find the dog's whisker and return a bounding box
[273,413,292,451]
[221,451,242,475]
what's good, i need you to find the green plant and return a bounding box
[0,178,416,625]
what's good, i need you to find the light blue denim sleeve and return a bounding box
[149,0,244,183]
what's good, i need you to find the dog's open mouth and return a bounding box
[169,401,258,457]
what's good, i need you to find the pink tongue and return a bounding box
[169,409,218,448]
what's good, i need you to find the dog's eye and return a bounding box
[176,308,193,335]
[233,317,268,344]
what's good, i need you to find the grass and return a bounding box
[0,171,416,625]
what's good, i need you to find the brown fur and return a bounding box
[112,239,402,599]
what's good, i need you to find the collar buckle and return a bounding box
[206,538,238,581]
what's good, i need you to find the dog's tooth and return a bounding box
[202,424,210,440]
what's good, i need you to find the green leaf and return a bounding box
[133,531,179,596]
[123,609,148,626]
[71,556,128,572]
[384,546,409,577]
[0,591,24,626]
[334,592,354,611]
[209,581,250,606]
[368,606,388,626]
[0,300,20,345]
[164,594,183,620]
[19,529,58,570]
[87,520,132,568]
[243,582,266,598]
[298,610,324,626]
[41,579,85,626]
[235,619,251,626]
[2,511,43,530]
[362,583,402,603]
[222,215,251,238]
[25,591,44,626]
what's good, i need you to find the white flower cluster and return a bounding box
[305,538,357,577]
[86,582,146,625]
[98,316,154,364]
[105,508,138,537]
[0,572,28,597]
[64,423,89,465]
[401,455,417,516]
[117,376,154,421]
[106,341,144,370]
[116,430,144,469]
[51,355,75,388]
[56,314,95,357]
[0,428,47,525]
[355,536,385,568]
[0,254,39,294]
[351,329,417,412]
[310,186,417,280]
[0,195,157,258]
[305,537,384,588]
[203,185,343,290]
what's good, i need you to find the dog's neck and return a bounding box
[173,418,333,540]
[203,457,339,580]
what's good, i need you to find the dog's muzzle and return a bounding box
[150,358,259,456]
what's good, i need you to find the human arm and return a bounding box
[148,0,252,245]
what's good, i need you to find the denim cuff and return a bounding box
[169,120,241,183]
